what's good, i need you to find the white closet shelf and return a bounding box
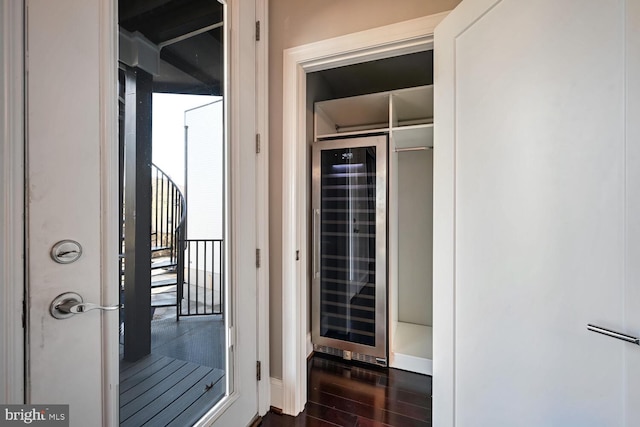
[315,85,433,141]
[392,124,434,149]
[391,322,433,375]
[391,86,434,125]
[315,127,390,140]
[315,92,389,138]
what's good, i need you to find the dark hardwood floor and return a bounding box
[262,355,432,427]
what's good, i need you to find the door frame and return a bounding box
[255,0,271,417]
[0,0,25,405]
[280,11,449,416]
[1,0,270,422]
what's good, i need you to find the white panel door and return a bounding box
[25,0,259,426]
[434,0,640,426]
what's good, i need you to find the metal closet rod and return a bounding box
[393,146,433,152]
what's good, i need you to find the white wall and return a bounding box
[185,100,224,241]
[397,150,433,326]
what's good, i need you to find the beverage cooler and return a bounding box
[311,135,387,364]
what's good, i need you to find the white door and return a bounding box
[433,0,640,426]
[25,0,259,426]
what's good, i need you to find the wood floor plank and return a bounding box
[261,412,297,427]
[262,412,349,427]
[264,355,434,427]
[309,380,431,421]
[297,415,343,427]
[355,417,393,427]
[304,401,358,427]
[392,389,432,409]
[311,357,431,396]
[308,388,429,427]
[380,371,431,396]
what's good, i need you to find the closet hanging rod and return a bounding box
[394,146,432,153]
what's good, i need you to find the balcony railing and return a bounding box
[179,239,224,316]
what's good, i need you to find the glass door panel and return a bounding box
[320,146,377,346]
[118,1,229,425]
[312,135,387,362]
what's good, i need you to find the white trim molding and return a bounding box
[255,0,271,417]
[99,0,119,425]
[0,0,25,405]
[281,12,448,416]
[269,377,283,412]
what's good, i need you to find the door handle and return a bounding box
[587,324,640,345]
[313,209,320,279]
[50,292,120,319]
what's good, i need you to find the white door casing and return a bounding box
[0,0,26,406]
[25,0,264,425]
[280,13,448,415]
[624,1,640,423]
[198,0,259,424]
[434,0,639,425]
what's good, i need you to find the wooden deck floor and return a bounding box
[120,353,225,427]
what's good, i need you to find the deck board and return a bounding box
[120,357,176,393]
[119,315,226,426]
[120,355,224,427]
[130,366,223,427]
[120,353,166,381]
[121,361,199,421]
[120,359,188,405]
[164,373,225,427]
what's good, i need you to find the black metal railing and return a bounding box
[152,164,186,265]
[151,165,222,318]
[151,164,188,319]
[179,239,224,316]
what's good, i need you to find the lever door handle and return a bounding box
[587,324,640,345]
[50,292,120,319]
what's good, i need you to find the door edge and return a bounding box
[97,0,119,425]
[0,0,25,406]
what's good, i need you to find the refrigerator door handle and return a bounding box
[313,208,320,278]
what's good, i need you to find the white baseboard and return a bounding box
[270,377,283,411]
[306,331,313,357]
[391,352,433,376]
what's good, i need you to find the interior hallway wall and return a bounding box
[268,0,462,379]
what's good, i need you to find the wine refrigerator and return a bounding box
[311,135,387,364]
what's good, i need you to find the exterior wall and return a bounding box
[268,0,462,379]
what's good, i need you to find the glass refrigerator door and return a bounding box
[312,135,387,360]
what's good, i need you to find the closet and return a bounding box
[309,51,434,375]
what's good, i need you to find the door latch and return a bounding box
[50,292,120,319]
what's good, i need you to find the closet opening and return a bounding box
[307,50,434,375]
